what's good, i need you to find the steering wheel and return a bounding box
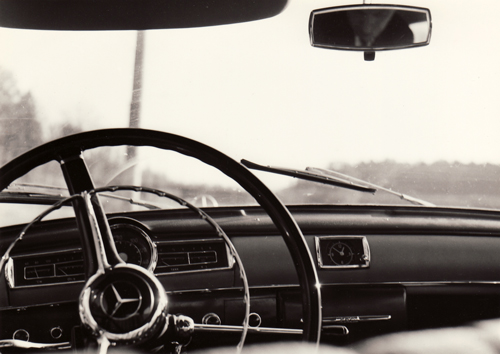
[0,128,322,350]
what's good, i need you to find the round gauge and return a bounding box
[110,222,158,272]
[114,240,143,265]
[328,241,354,266]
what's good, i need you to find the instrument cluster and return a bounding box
[7,217,231,288]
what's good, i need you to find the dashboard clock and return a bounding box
[316,236,370,268]
[328,241,354,265]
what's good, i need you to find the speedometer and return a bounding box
[110,221,158,272]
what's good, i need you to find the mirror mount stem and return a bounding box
[364,51,375,61]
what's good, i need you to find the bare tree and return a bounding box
[0,68,42,165]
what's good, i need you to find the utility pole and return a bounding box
[126,31,145,191]
[127,31,145,160]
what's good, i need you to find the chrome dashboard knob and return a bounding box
[249,312,262,327]
[50,327,63,339]
[202,312,221,325]
[13,329,29,341]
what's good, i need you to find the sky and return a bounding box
[2,0,500,177]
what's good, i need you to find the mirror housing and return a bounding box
[309,4,431,56]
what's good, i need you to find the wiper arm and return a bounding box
[241,159,376,193]
[307,167,435,207]
[98,193,161,210]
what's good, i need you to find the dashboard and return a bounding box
[2,204,500,350]
[7,217,232,289]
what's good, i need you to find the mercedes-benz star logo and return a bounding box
[100,281,143,320]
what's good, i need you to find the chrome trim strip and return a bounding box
[400,281,500,286]
[0,339,71,350]
[0,300,82,312]
[324,281,500,287]
[10,248,82,260]
[164,280,500,295]
[155,238,229,245]
[323,315,391,324]
[322,326,349,335]
[195,323,302,334]
[315,235,370,269]
[155,266,233,277]
[194,324,349,336]
[6,279,85,290]
[10,278,500,293]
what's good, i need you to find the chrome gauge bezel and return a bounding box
[109,219,158,273]
[315,235,370,269]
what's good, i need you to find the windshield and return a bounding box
[1,0,500,220]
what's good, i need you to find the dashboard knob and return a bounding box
[202,312,221,325]
[13,329,29,341]
[173,315,194,339]
[50,327,63,339]
[249,312,262,327]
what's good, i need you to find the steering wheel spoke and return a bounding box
[81,192,125,272]
[59,151,124,275]
[59,151,95,193]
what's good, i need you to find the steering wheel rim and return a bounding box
[0,128,322,344]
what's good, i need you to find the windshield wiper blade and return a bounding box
[2,184,161,210]
[241,159,376,193]
[7,183,68,192]
[307,167,435,207]
[0,191,69,205]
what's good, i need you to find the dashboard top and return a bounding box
[2,204,500,305]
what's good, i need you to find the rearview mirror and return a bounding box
[310,5,431,55]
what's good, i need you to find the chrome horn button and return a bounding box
[80,263,168,344]
[101,281,143,320]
